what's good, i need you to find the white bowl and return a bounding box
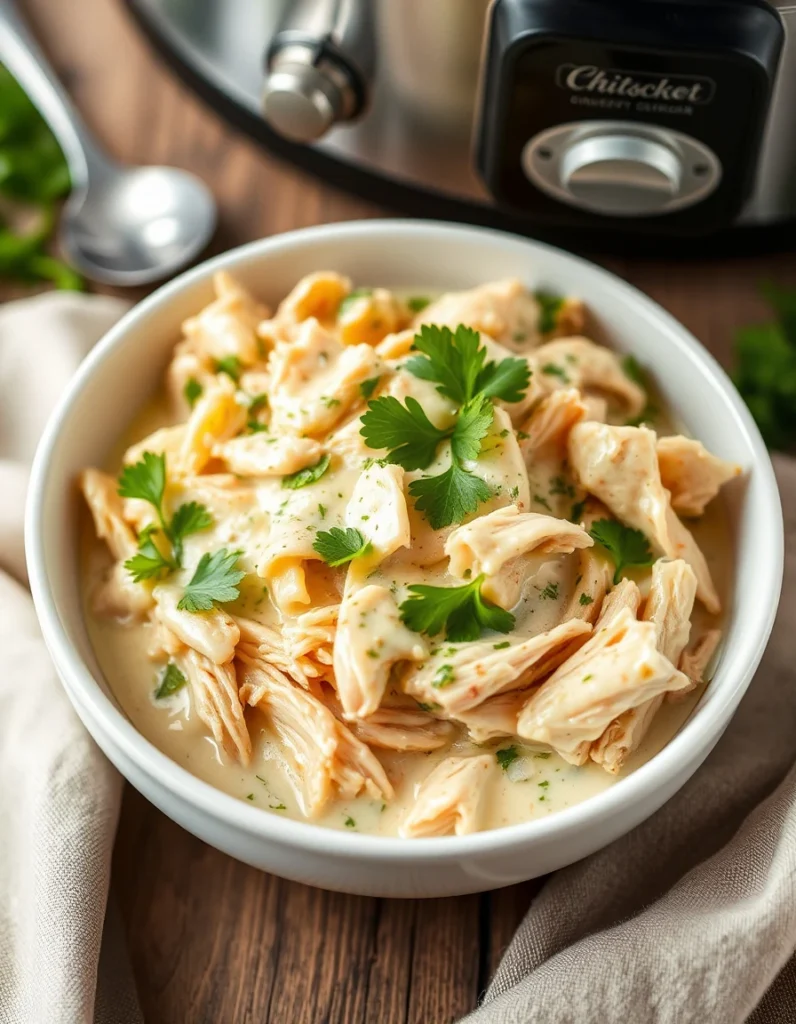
[25,221,783,898]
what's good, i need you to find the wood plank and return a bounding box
[406,897,481,1024]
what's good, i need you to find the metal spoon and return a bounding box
[0,0,217,286]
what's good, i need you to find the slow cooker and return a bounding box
[127,0,796,254]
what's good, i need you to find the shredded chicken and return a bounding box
[239,661,393,815]
[153,585,240,665]
[338,288,409,346]
[212,434,323,477]
[562,548,614,624]
[656,435,741,517]
[678,627,722,694]
[518,388,588,453]
[568,422,721,613]
[349,705,455,751]
[178,648,251,764]
[445,507,592,608]
[530,338,646,417]
[517,609,691,764]
[417,279,544,349]
[402,619,592,716]
[267,318,383,436]
[345,462,410,564]
[182,271,269,366]
[590,560,697,773]
[400,755,492,837]
[334,585,427,718]
[179,377,247,475]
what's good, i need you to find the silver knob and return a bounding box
[559,134,682,216]
[263,58,346,143]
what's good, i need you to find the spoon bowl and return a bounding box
[62,165,217,287]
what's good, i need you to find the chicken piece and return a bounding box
[334,585,427,718]
[182,271,269,366]
[282,605,339,684]
[239,662,392,815]
[530,338,646,417]
[123,425,187,470]
[518,388,588,454]
[179,377,247,475]
[455,689,527,743]
[235,615,309,687]
[417,279,542,349]
[402,619,592,717]
[349,706,455,752]
[375,328,416,360]
[590,560,697,773]
[153,584,240,665]
[656,435,741,517]
[339,288,409,346]
[178,647,251,764]
[80,469,153,619]
[267,318,383,437]
[326,413,374,463]
[270,271,351,328]
[445,506,593,608]
[212,434,323,477]
[166,340,216,414]
[474,406,532,513]
[175,473,259,524]
[80,469,137,561]
[562,548,613,624]
[677,627,722,695]
[568,422,720,613]
[517,609,690,765]
[345,463,410,565]
[400,755,492,838]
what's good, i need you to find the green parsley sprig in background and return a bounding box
[733,283,796,449]
[0,66,82,290]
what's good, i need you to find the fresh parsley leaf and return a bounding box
[169,501,213,564]
[359,376,381,400]
[177,548,245,612]
[431,664,456,689]
[406,295,431,313]
[184,377,203,408]
[408,461,491,531]
[282,454,331,489]
[360,395,449,470]
[450,395,493,463]
[570,499,586,523]
[118,451,167,511]
[496,745,519,771]
[406,323,529,405]
[399,573,514,642]
[124,529,174,582]
[338,288,372,319]
[589,519,655,584]
[312,527,372,567]
[733,316,796,449]
[534,291,564,334]
[155,662,187,699]
[475,354,531,404]
[213,356,242,382]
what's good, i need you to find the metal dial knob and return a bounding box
[559,134,682,216]
[263,58,347,143]
[521,121,722,218]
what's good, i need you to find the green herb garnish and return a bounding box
[589,519,655,584]
[338,288,372,319]
[406,295,431,313]
[312,527,372,568]
[154,662,187,699]
[184,377,203,408]
[213,355,242,382]
[359,376,381,400]
[534,291,564,334]
[282,453,331,489]
[496,746,519,771]
[177,548,245,612]
[400,573,514,642]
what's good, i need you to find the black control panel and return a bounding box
[477,0,783,235]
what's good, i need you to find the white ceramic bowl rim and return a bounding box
[25,220,784,861]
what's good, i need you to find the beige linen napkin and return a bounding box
[1,293,795,1024]
[0,292,142,1024]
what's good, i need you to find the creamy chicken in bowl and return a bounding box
[79,270,740,839]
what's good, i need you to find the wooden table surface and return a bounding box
[17,1,796,1021]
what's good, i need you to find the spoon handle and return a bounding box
[0,0,110,190]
